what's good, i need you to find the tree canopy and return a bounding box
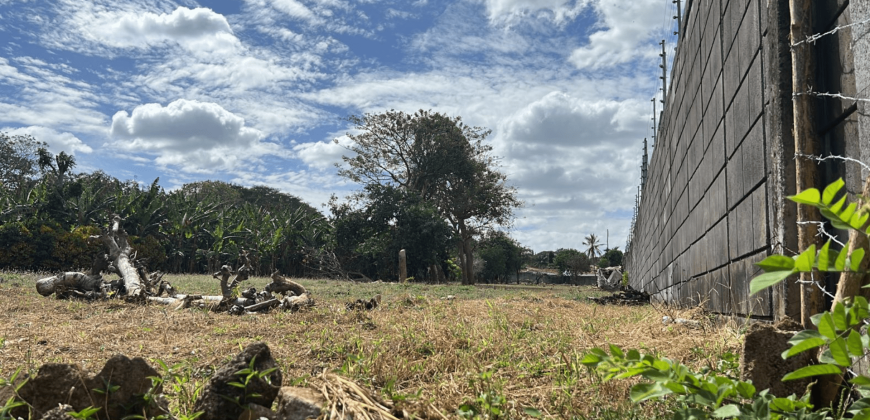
[336,110,521,284]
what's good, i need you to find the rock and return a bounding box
[194,342,282,420]
[87,354,164,420]
[12,355,165,420]
[39,404,76,420]
[13,363,92,419]
[741,322,813,398]
[275,387,324,420]
[238,403,277,420]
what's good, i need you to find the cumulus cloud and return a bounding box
[110,99,282,172]
[88,7,240,53]
[502,91,643,148]
[293,136,352,170]
[2,126,93,155]
[569,0,666,69]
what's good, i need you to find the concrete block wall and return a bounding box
[627,0,866,319]
[628,0,776,317]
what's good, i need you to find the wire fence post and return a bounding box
[660,40,668,107]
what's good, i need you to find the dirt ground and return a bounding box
[0,273,742,418]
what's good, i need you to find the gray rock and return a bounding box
[275,386,324,420]
[88,354,164,420]
[13,355,164,420]
[13,364,92,419]
[39,404,76,420]
[194,342,283,420]
[238,403,277,420]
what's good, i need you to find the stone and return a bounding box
[13,363,92,419]
[275,387,325,420]
[194,342,282,420]
[238,403,277,420]
[740,322,813,397]
[87,354,164,420]
[39,404,76,420]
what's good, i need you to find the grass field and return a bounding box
[0,271,743,419]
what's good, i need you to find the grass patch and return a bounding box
[0,272,741,418]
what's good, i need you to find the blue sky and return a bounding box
[0,0,679,253]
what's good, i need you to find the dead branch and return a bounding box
[265,270,307,297]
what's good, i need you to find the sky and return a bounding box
[0,0,680,254]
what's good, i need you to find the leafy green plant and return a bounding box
[581,345,824,419]
[220,356,278,408]
[457,370,512,419]
[0,368,27,420]
[582,178,870,419]
[66,406,101,420]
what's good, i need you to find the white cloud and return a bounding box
[294,139,348,170]
[1,125,93,155]
[482,0,589,24]
[569,0,666,69]
[502,91,642,147]
[110,99,283,172]
[269,0,318,22]
[87,7,240,53]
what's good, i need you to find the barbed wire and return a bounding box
[793,90,870,103]
[792,16,870,48]
[794,153,870,173]
[796,221,846,247]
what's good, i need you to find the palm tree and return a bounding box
[583,233,602,260]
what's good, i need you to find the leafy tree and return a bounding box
[331,185,452,281]
[598,247,623,268]
[582,233,603,260]
[553,248,589,278]
[0,132,45,198]
[477,231,524,283]
[336,110,520,284]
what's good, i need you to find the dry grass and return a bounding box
[0,271,742,419]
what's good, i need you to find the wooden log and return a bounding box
[98,215,144,297]
[36,272,103,297]
[281,293,313,312]
[265,271,307,296]
[245,298,280,312]
[789,0,822,329]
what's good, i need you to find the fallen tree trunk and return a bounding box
[265,270,307,296]
[36,272,104,297]
[98,215,144,298]
[35,255,108,297]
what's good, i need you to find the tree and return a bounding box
[553,248,589,278]
[0,132,45,198]
[598,247,623,268]
[336,110,521,284]
[330,185,452,281]
[477,231,524,283]
[582,233,603,260]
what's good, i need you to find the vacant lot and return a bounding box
[0,272,741,419]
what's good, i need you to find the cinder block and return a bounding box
[752,183,768,252]
[738,0,760,79]
[722,0,736,56]
[728,212,741,263]
[711,217,730,268]
[726,150,744,209]
[737,196,754,257]
[742,121,765,190]
[734,80,751,148]
[747,56,764,122]
[745,252,772,316]
[724,100,738,158]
